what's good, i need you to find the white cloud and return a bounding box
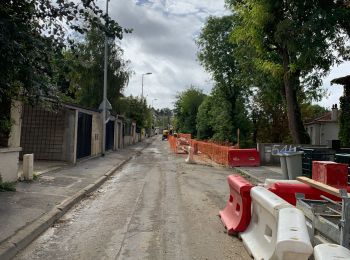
[107,0,348,110]
[317,62,350,109]
[108,0,223,109]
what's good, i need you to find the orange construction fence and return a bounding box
[168,135,177,153]
[192,140,230,165]
[168,134,231,165]
[168,133,259,166]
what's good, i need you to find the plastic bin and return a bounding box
[335,153,350,185]
[285,151,304,180]
[298,148,335,177]
[276,153,288,179]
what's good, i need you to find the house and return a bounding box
[305,104,339,145]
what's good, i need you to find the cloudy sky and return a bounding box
[108,0,348,110]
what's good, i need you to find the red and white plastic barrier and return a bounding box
[268,182,342,205]
[219,175,253,235]
[228,149,260,167]
[314,243,350,260]
[240,186,292,260]
[275,207,313,259]
[263,179,301,189]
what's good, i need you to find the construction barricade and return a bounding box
[195,140,230,165]
[268,182,342,205]
[228,149,260,167]
[263,179,301,189]
[176,137,190,154]
[168,135,177,153]
[312,161,348,187]
[219,175,253,235]
[240,186,292,260]
[275,207,313,259]
[314,243,350,260]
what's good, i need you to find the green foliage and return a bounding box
[0,1,128,142]
[118,96,152,130]
[154,108,173,130]
[174,87,206,136]
[227,0,350,144]
[301,103,329,123]
[196,96,214,140]
[62,24,131,111]
[0,175,16,192]
[196,15,251,144]
[339,96,350,147]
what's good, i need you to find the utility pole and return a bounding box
[102,0,109,156]
[141,72,152,99]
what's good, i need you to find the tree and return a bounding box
[228,0,350,144]
[197,15,247,142]
[0,0,127,146]
[174,87,206,136]
[196,96,214,140]
[118,96,152,130]
[301,103,329,123]
[62,23,131,111]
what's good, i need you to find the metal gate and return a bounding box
[105,120,115,151]
[77,112,92,159]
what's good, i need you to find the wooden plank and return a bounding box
[296,176,350,198]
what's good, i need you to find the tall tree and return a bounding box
[174,86,206,136]
[63,24,131,111]
[228,0,350,144]
[0,0,127,146]
[197,15,246,142]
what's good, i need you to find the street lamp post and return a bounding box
[141,72,152,99]
[102,0,109,156]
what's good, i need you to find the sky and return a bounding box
[107,0,349,110]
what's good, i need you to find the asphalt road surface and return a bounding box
[15,138,250,260]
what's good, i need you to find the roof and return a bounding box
[305,112,334,125]
[331,75,350,86]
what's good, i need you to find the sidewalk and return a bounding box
[0,139,152,260]
[234,165,283,184]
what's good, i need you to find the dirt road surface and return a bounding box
[15,138,250,260]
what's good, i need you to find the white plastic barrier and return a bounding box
[275,208,313,260]
[263,179,301,189]
[240,186,292,260]
[314,243,350,260]
[185,146,194,164]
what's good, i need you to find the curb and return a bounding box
[0,156,132,260]
[233,167,262,185]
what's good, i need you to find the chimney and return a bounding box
[331,104,338,121]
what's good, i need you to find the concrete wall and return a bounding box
[0,148,21,182]
[62,109,77,163]
[91,113,102,156]
[306,122,339,145]
[8,100,23,148]
[257,143,329,165]
[0,101,22,182]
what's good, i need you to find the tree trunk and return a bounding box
[282,48,310,144]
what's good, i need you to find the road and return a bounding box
[15,138,250,260]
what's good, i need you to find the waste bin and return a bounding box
[276,153,288,179]
[284,151,304,180]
